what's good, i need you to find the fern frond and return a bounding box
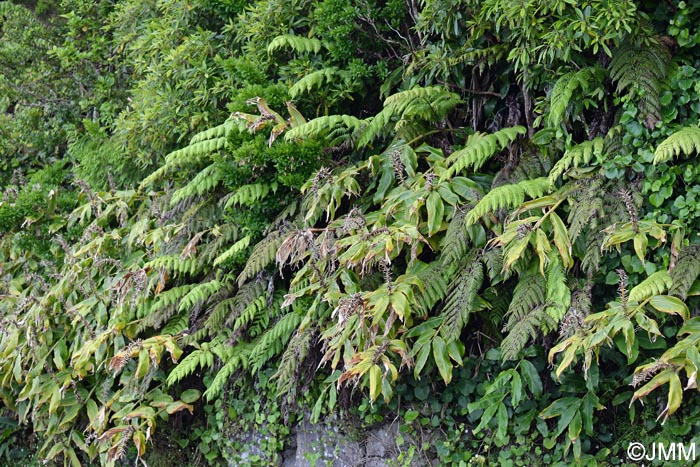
[504,270,546,329]
[267,34,322,54]
[162,312,190,334]
[203,342,253,400]
[248,312,302,373]
[178,280,223,313]
[567,178,605,243]
[610,39,671,128]
[170,164,222,206]
[143,255,198,277]
[547,67,601,128]
[653,126,700,165]
[544,256,570,327]
[628,271,672,303]
[290,67,338,98]
[669,245,700,299]
[205,279,266,333]
[238,231,285,286]
[413,262,449,317]
[284,115,363,143]
[548,138,604,183]
[443,126,526,178]
[213,235,251,267]
[197,224,239,266]
[465,177,550,225]
[189,118,243,144]
[582,231,603,275]
[441,209,471,268]
[141,137,227,187]
[501,305,554,360]
[440,259,484,342]
[222,183,277,210]
[273,324,315,399]
[358,86,461,147]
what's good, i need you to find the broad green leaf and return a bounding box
[432,336,452,384]
[649,295,689,320]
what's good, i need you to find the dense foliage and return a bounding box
[2,0,700,465]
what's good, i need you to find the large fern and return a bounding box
[653,126,700,164]
[465,177,550,225]
[443,126,526,178]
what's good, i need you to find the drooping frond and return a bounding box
[443,126,526,178]
[222,183,277,210]
[503,271,546,330]
[167,336,226,386]
[267,34,323,54]
[610,39,671,129]
[141,137,227,187]
[669,245,700,299]
[284,114,364,144]
[545,256,570,326]
[628,271,672,303]
[501,305,554,361]
[547,67,602,128]
[213,235,251,267]
[413,262,449,317]
[358,86,462,147]
[441,208,471,268]
[440,259,484,342]
[170,164,222,206]
[548,138,604,183]
[248,312,302,373]
[273,324,315,399]
[143,255,198,277]
[178,280,223,313]
[653,126,700,165]
[465,177,550,225]
[237,230,285,285]
[567,177,605,243]
[290,67,338,98]
[205,279,267,334]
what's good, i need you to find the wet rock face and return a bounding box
[275,418,429,467]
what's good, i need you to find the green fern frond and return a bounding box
[238,231,285,286]
[213,235,251,267]
[413,262,449,317]
[290,67,338,98]
[441,209,470,268]
[162,312,190,335]
[465,177,550,225]
[504,270,546,329]
[205,279,266,333]
[670,245,700,299]
[482,248,504,281]
[189,118,243,144]
[547,67,601,128]
[141,137,227,187]
[248,291,284,337]
[548,138,604,183]
[267,34,323,54]
[284,115,363,142]
[178,280,223,313]
[170,164,222,206]
[273,324,315,399]
[248,312,302,373]
[653,126,700,164]
[501,305,554,361]
[204,342,254,400]
[582,231,603,275]
[143,255,198,277]
[628,271,672,303]
[197,224,239,266]
[222,182,277,210]
[358,86,461,147]
[443,127,526,178]
[567,178,605,243]
[440,259,484,342]
[610,39,671,128]
[544,256,570,327]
